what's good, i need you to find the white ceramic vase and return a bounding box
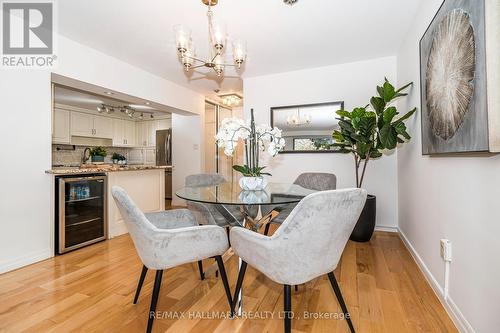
[239,176,268,191]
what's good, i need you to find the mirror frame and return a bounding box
[270,101,344,154]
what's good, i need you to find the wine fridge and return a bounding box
[56,174,108,254]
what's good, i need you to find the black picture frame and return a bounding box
[270,101,344,154]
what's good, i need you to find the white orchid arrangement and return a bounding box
[215,109,285,177]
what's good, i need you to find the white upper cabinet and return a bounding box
[136,120,160,147]
[124,120,136,146]
[112,118,125,146]
[52,108,70,144]
[93,115,113,139]
[70,112,94,137]
[112,119,137,147]
[70,112,113,139]
[157,118,171,130]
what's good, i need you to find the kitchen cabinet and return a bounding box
[107,169,165,237]
[70,112,113,139]
[112,119,136,146]
[136,120,158,147]
[93,115,113,139]
[144,148,156,165]
[157,118,171,130]
[136,119,170,147]
[52,108,70,144]
[70,112,94,137]
[124,120,136,146]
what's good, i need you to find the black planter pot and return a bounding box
[350,195,376,242]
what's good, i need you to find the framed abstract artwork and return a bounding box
[419,0,500,154]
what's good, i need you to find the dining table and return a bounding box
[176,181,316,315]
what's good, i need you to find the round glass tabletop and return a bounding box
[175,182,315,206]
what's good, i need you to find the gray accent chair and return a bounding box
[185,173,245,279]
[230,188,366,333]
[263,172,337,236]
[111,186,232,333]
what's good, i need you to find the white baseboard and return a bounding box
[374,225,399,233]
[109,220,128,238]
[0,248,53,274]
[398,228,475,333]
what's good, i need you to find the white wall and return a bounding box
[396,1,500,332]
[244,56,399,228]
[0,34,203,273]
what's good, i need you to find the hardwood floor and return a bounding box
[0,231,457,333]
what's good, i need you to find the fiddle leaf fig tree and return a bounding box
[332,78,416,188]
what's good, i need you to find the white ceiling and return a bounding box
[54,86,171,118]
[57,0,421,98]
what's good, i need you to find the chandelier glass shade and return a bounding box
[174,0,246,77]
[286,109,311,126]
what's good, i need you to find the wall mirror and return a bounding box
[271,101,344,153]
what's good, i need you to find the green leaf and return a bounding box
[377,85,384,98]
[394,122,411,140]
[336,110,352,118]
[383,106,398,123]
[393,107,416,124]
[382,81,396,102]
[379,124,397,149]
[395,81,413,94]
[369,150,383,158]
[370,96,386,114]
[232,165,249,174]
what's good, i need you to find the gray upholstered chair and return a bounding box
[185,173,245,279]
[230,188,366,333]
[111,186,232,333]
[263,172,337,236]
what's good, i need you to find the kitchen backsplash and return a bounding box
[52,145,141,166]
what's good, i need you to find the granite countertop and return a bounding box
[46,164,172,175]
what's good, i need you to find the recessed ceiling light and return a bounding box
[145,102,151,105]
[104,91,114,95]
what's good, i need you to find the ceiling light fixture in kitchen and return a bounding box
[174,0,246,77]
[219,93,242,107]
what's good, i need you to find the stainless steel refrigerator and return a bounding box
[156,129,172,200]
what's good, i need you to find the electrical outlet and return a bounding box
[440,239,452,262]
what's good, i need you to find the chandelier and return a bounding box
[286,109,311,126]
[174,0,246,77]
[219,93,242,107]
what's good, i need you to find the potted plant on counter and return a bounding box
[90,146,107,164]
[112,153,127,165]
[216,109,285,191]
[332,78,416,242]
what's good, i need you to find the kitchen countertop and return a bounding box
[46,164,172,175]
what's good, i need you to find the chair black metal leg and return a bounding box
[133,265,148,304]
[264,223,271,236]
[197,260,205,280]
[284,284,292,333]
[328,272,355,333]
[147,270,163,333]
[294,285,298,292]
[231,261,248,315]
[225,226,231,246]
[214,256,232,310]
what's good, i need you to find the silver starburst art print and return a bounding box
[420,0,490,154]
[426,9,475,140]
